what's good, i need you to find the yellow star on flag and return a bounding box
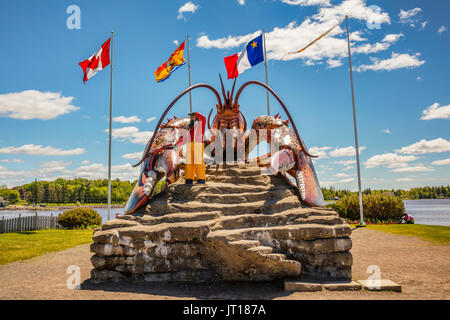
[250,41,257,48]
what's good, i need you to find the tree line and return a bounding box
[321,185,450,200]
[1,181,449,205]
[5,178,136,204]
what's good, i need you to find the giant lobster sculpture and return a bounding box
[124,76,325,214]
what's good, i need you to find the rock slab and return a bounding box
[357,280,402,292]
[90,163,353,283]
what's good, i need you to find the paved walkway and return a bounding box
[0,228,449,299]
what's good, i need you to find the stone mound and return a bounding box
[90,163,352,283]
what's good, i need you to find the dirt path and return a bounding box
[0,228,449,300]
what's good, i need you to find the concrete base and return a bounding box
[357,280,402,292]
[284,280,323,292]
[323,281,362,291]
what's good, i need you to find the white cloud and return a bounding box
[420,103,450,120]
[329,146,366,157]
[331,159,356,166]
[438,26,448,34]
[0,167,27,178]
[364,153,419,169]
[197,0,391,67]
[237,0,245,5]
[432,158,450,166]
[146,117,157,123]
[0,161,72,182]
[197,31,260,50]
[173,40,179,46]
[0,159,23,163]
[327,59,343,68]
[81,160,90,165]
[398,8,422,24]
[392,165,434,173]
[112,115,141,124]
[397,178,413,182]
[39,160,72,168]
[281,0,331,6]
[421,21,428,29]
[356,52,425,72]
[0,144,85,156]
[73,162,139,181]
[350,31,367,42]
[122,152,142,160]
[396,138,450,154]
[382,128,391,134]
[0,90,78,120]
[334,173,350,178]
[309,146,331,159]
[313,0,390,24]
[381,33,404,43]
[177,2,199,20]
[107,126,154,145]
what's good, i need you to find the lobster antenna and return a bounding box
[230,78,237,102]
[219,74,226,103]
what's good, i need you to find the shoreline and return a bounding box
[0,204,125,211]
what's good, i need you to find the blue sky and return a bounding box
[0,0,449,190]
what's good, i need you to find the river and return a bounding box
[0,207,125,223]
[1,199,450,226]
[404,199,450,226]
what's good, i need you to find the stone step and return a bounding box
[212,211,343,230]
[195,189,297,204]
[208,223,352,243]
[206,166,264,177]
[93,220,215,245]
[206,162,260,170]
[204,174,286,185]
[247,246,273,254]
[127,211,222,226]
[261,253,287,261]
[165,183,296,201]
[228,240,261,249]
[149,195,302,216]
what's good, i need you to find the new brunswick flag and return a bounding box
[154,41,186,83]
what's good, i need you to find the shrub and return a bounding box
[329,194,405,223]
[57,207,102,229]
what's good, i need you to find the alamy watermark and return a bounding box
[366,5,382,30]
[366,265,381,289]
[66,265,81,289]
[66,5,81,30]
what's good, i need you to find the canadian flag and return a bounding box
[79,38,111,83]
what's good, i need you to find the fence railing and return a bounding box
[0,213,60,234]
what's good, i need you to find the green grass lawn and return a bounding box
[0,229,94,265]
[355,224,450,245]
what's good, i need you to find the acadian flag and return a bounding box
[224,34,264,79]
[154,41,186,83]
[78,38,111,83]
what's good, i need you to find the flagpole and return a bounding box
[187,35,193,113]
[345,16,365,227]
[262,28,270,115]
[107,31,114,221]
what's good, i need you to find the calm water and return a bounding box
[0,207,125,223]
[404,199,450,226]
[1,199,450,226]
